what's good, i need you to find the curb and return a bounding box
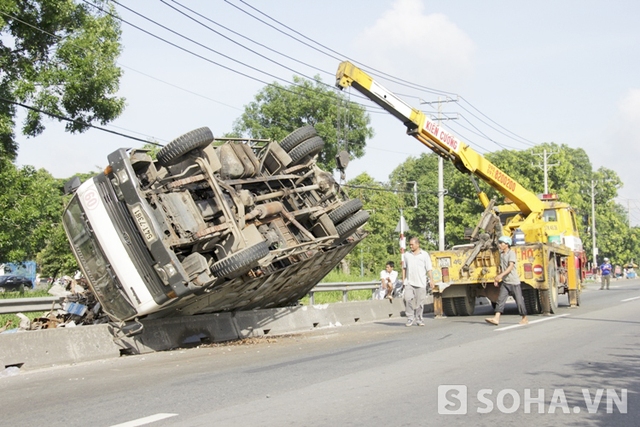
[1,298,434,371]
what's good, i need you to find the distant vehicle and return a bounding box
[0,275,33,292]
[62,126,368,323]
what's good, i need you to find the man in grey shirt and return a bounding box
[402,237,434,327]
[485,235,528,326]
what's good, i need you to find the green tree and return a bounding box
[233,75,373,171]
[0,157,64,262]
[343,173,402,275]
[0,0,125,160]
[36,221,78,278]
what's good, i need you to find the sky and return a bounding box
[14,0,640,224]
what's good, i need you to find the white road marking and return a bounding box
[621,296,640,302]
[495,314,570,331]
[110,413,178,427]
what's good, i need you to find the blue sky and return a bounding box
[15,0,640,224]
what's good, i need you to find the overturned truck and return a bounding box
[62,126,368,323]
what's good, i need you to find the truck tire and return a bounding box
[157,127,214,167]
[335,210,369,239]
[548,263,559,313]
[328,199,363,224]
[211,241,270,278]
[540,263,559,314]
[453,286,475,316]
[288,136,325,166]
[522,287,541,314]
[442,298,457,316]
[280,125,317,152]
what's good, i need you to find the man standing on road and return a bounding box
[600,257,612,290]
[485,236,528,326]
[402,237,434,327]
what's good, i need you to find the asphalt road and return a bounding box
[2,279,639,427]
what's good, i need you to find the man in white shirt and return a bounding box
[402,238,434,326]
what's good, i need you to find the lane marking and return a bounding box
[495,314,570,331]
[621,296,640,302]
[110,413,178,427]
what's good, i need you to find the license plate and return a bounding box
[438,257,451,268]
[132,205,155,243]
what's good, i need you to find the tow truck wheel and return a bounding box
[548,263,559,313]
[442,298,457,316]
[540,263,560,314]
[288,136,325,166]
[453,286,475,316]
[522,287,542,314]
[279,125,317,152]
[328,199,363,224]
[211,241,270,279]
[157,127,214,167]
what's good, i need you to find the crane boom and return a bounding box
[336,61,544,216]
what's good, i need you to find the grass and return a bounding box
[0,289,50,330]
[298,271,379,305]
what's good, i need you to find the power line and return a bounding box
[0,97,160,145]
[230,0,537,149]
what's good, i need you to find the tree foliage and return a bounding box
[0,157,64,261]
[233,75,373,171]
[358,141,640,273]
[342,173,402,275]
[0,0,125,160]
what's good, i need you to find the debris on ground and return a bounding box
[1,276,110,333]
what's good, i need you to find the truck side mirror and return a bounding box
[63,176,81,195]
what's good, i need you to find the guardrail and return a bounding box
[308,281,379,304]
[0,296,62,315]
[0,282,382,315]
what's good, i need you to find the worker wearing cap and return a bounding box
[599,257,613,290]
[485,235,528,326]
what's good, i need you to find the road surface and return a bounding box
[2,279,638,426]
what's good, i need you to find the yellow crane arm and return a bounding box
[336,61,543,215]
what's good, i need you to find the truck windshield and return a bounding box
[62,197,137,321]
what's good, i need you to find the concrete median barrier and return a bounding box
[1,300,418,370]
[0,325,120,370]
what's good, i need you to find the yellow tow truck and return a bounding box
[336,61,585,316]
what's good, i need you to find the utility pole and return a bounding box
[420,97,457,250]
[591,180,597,270]
[437,100,445,251]
[533,149,558,193]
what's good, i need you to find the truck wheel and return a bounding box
[442,298,457,316]
[335,210,369,239]
[328,199,363,224]
[157,127,214,167]
[280,125,317,152]
[540,263,559,314]
[522,287,541,314]
[211,241,270,279]
[548,263,559,313]
[453,286,475,316]
[288,136,325,166]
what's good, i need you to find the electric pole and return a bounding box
[533,149,558,193]
[420,96,457,250]
[591,180,597,270]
